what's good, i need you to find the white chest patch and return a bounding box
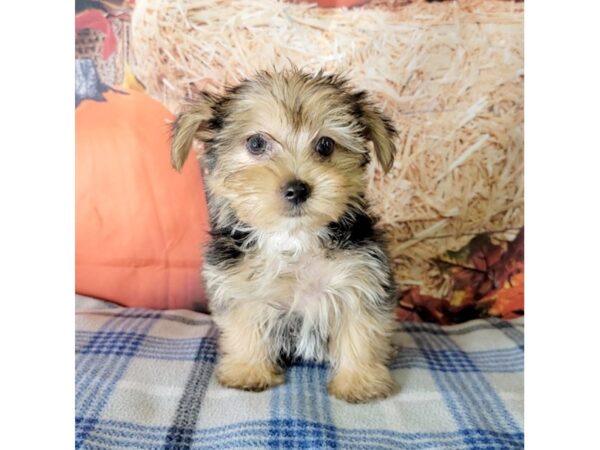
[255,229,342,361]
[289,256,336,311]
[259,230,336,309]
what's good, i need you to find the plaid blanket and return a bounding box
[75,296,524,449]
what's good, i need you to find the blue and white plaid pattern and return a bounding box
[76,296,524,449]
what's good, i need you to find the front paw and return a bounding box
[216,358,284,392]
[328,366,396,403]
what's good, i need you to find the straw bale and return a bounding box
[131,0,523,297]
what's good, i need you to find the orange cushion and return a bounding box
[76,88,209,310]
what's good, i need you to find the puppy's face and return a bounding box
[171,70,396,232]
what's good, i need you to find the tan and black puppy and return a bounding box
[171,69,398,403]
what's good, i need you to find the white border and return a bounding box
[1,1,73,448]
[526,0,600,448]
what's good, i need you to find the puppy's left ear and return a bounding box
[361,106,397,174]
[171,93,217,172]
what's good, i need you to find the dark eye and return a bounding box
[315,136,334,157]
[246,134,267,155]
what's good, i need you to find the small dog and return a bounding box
[171,69,398,403]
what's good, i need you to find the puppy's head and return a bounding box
[171,69,396,232]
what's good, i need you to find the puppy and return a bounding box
[171,69,398,403]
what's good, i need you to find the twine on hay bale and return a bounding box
[131,0,523,297]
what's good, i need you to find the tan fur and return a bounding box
[215,302,284,391]
[171,69,398,403]
[361,107,396,173]
[171,93,217,171]
[328,304,397,403]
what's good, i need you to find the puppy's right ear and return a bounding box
[171,93,217,172]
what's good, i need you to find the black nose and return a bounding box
[283,180,311,205]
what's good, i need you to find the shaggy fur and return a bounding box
[171,69,399,403]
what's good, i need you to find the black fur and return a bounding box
[350,91,367,116]
[349,91,368,135]
[208,96,231,131]
[204,226,253,269]
[200,93,239,173]
[270,312,327,365]
[360,152,371,167]
[202,140,218,172]
[324,203,397,304]
[271,313,303,365]
[207,115,224,131]
[325,203,381,249]
[348,89,397,142]
[380,115,397,136]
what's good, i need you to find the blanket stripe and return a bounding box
[163,326,218,450]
